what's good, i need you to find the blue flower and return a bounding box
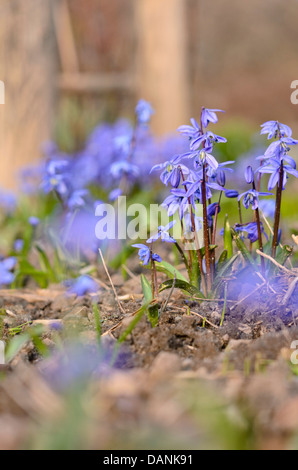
[135,100,154,126]
[67,275,99,297]
[110,161,139,180]
[162,192,185,217]
[238,189,272,210]
[234,222,268,243]
[147,221,177,244]
[185,178,224,204]
[183,212,202,234]
[67,189,89,211]
[177,118,202,140]
[263,138,298,159]
[132,244,162,266]
[14,239,24,253]
[108,188,123,201]
[257,158,298,191]
[169,188,193,219]
[42,160,69,197]
[207,203,221,227]
[0,257,16,287]
[0,189,17,214]
[207,161,235,184]
[150,159,191,187]
[28,216,40,227]
[190,131,227,153]
[193,150,219,171]
[260,121,293,140]
[201,108,225,129]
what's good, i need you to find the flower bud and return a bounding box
[225,190,239,198]
[245,166,254,184]
[216,170,226,187]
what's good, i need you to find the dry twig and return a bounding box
[98,249,125,314]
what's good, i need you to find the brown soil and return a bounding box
[0,267,298,450]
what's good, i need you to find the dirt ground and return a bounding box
[0,264,298,450]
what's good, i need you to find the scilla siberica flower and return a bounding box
[67,189,89,211]
[190,131,227,153]
[14,239,24,253]
[28,216,40,227]
[147,221,176,244]
[177,118,202,141]
[257,158,298,191]
[0,257,16,287]
[132,244,162,266]
[66,275,98,297]
[135,100,154,126]
[238,188,272,210]
[110,161,139,180]
[207,203,221,228]
[162,191,185,217]
[234,222,268,243]
[260,121,293,140]
[42,160,69,197]
[150,158,192,188]
[201,108,225,129]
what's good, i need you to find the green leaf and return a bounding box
[212,252,240,297]
[5,333,31,363]
[199,245,218,257]
[159,279,205,299]
[154,261,188,282]
[224,215,233,259]
[35,244,57,283]
[14,260,49,288]
[117,301,152,345]
[217,250,228,271]
[189,249,201,290]
[140,275,159,327]
[275,245,293,266]
[141,274,153,302]
[231,229,255,266]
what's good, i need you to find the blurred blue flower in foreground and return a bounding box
[67,189,89,211]
[66,275,99,297]
[14,239,24,253]
[132,244,162,266]
[42,160,69,197]
[0,257,16,287]
[28,216,40,227]
[0,189,17,215]
[39,341,130,392]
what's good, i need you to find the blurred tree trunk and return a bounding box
[136,0,190,135]
[0,0,56,190]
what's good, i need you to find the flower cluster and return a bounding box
[150,108,235,239]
